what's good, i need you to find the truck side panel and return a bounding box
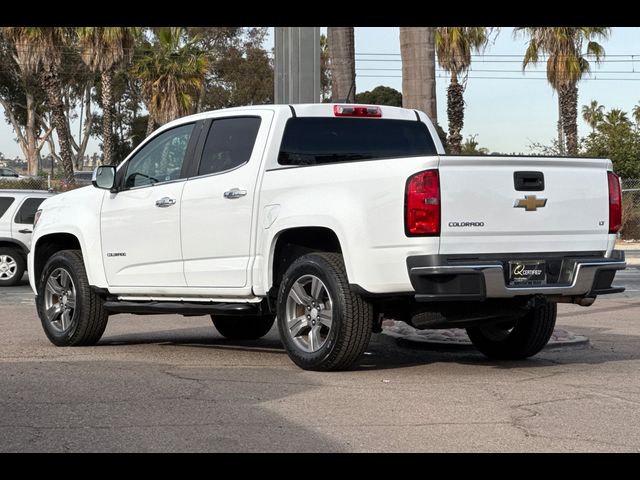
[255,156,441,295]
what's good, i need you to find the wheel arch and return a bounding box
[0,238,28,257]
[33,233,82,290]
[268,226,344,294]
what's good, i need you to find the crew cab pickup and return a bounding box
[28,104,626,370]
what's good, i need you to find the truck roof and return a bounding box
[161,103,425,129]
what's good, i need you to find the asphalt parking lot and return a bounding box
[1,270,640,452]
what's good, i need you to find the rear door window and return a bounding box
[197,117,262,176]
[0,197,15,219]
[14,197,45,224]
[278,117,437,166]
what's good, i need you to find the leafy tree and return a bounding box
[435,27,489,154]
[185,27,246,112]
[203,29,273,110]
[517,27,609,155]
[355,86,402,106]
[132,27,208,135]
[327,27,355,102]
[583,107,640,178]
[0,28,54,175]
[582,100,604,133]
[78,27,139,165]
[400,27,437,121]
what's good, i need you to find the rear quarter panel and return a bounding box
[254,156,441,294]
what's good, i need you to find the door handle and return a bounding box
[18,229,32,234]
[224,189,247,199]
[155,197,176,208]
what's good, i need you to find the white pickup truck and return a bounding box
[28,103,626,370]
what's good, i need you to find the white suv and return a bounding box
[0,190,55,285]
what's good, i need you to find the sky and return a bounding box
[1,27,639,158]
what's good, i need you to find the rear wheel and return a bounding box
[0,247,25,286]
[466,299,557,360]
[277,252,372,371]
[211,314,275,340]
[36,250,109,346]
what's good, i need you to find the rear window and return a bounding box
[0,197,15,219]
[278,117,437,166]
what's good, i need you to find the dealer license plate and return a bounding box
[508,260,546,285]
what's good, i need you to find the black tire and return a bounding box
[277,252,372,371]
[0,247,26,286]
[36,249,109,346]
[211,314,275,340]
[466,299,557,360]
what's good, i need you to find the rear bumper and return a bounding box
[407,250,626,301]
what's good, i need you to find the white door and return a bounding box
[181,113,272,287]
[101,123,196,287]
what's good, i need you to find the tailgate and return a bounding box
[438,156,612,254]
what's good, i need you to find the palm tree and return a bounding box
[400,27,437,122]
[132,28,208,135]
[78,27,139,165]
[435,27,489,154]
[632,102,640,128]
[603,108,630,128]
[582,100,604,133]
[517,27,610,155]
[3,27,75,183]
[327,27,355,103]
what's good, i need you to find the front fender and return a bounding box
[29,188,107,293]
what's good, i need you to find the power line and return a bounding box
[355,58,637,63]
[357,67,640,74]
[356,52,640,58]
[357,74,640,81]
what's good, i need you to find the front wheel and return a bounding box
[277,252,372,371]
[36,250,109,346]
[466,299,557,360]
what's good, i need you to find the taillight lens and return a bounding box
[405,169,440,236]
[333,105,382,117]
[608,171,622,234]
[33,209,42,229]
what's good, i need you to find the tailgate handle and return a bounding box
[514,171,544,191]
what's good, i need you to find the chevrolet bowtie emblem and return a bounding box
[514,195,547,211]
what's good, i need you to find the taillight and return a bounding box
[333,105,382,117]
[405,169,440,236]
[33,209,42,229]
[608,171,622,234]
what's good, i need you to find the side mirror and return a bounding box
[92,165,116,191]
[12,173,19,178]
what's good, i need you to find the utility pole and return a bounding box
[274,27,321,104]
